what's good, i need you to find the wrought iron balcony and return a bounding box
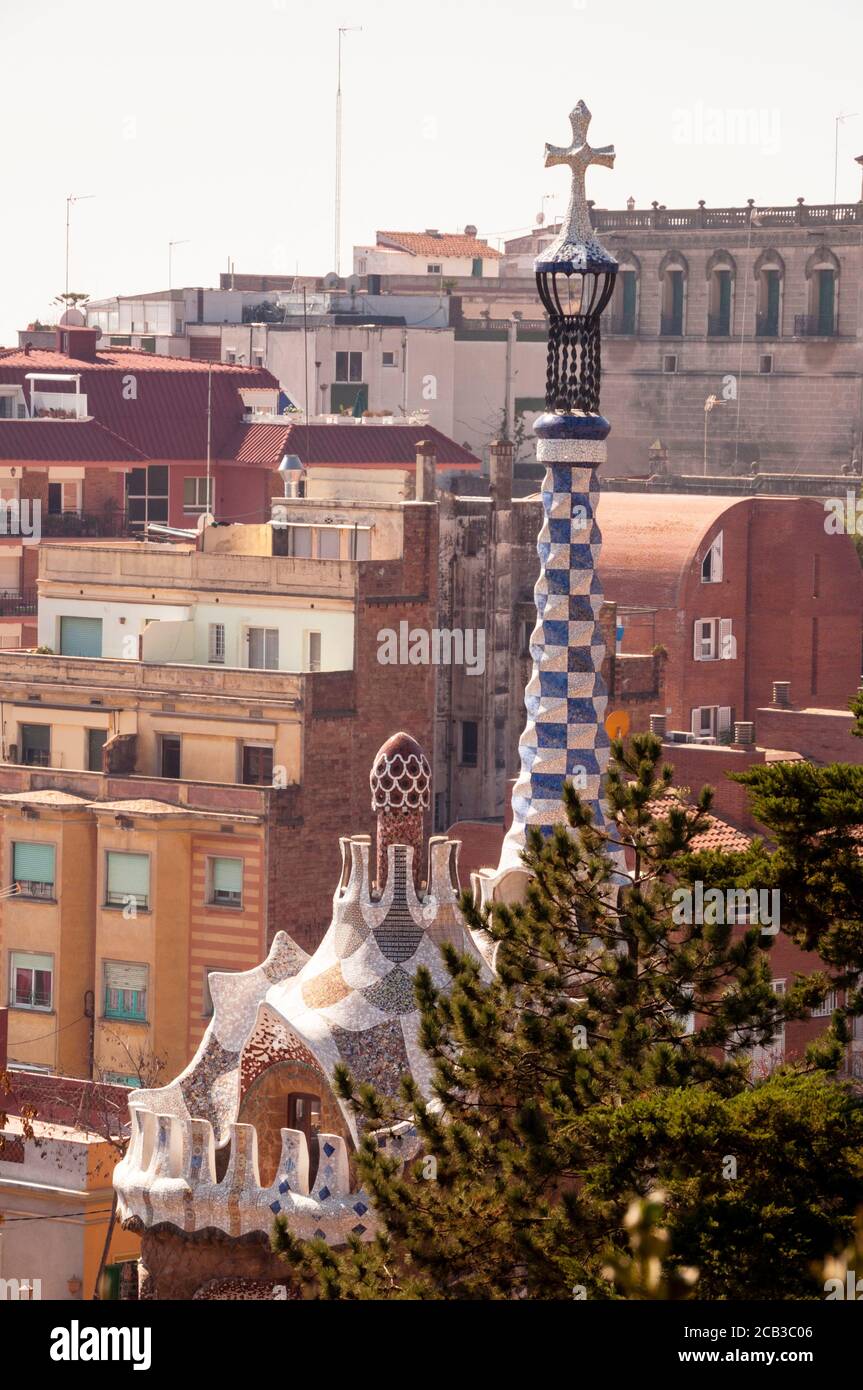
[660,314,684,336]
[42,509,129,539]
[0,589,37,617]
[707,314,731,337]
[607,313,637,335]
[793,315,839,338]
[755,313,780,338]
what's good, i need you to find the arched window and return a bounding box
[801,247,840,337]
[706,251,736,338]
[659,252,688,336]
[754,250,785,338]
[609,252,640,335]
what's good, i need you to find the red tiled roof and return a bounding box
[376,231,503,261]
[225,422,294,466]
[0,419,146,463]
[648,793,752,853]
[597,494,747,608]
[0,348,278,462]
[248,422,480,470]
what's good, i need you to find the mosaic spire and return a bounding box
[490,102,618,888]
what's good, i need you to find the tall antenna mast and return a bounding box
[335,25,362,277]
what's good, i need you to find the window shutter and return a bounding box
[107,852,150,901]
[718,706,732,735]
[265,629,279,668]
[105,961,148,993]
[693,621,702,660]
[12,950,52,974]
[213,858,243,895]
[13,842,55,883]
[691,708,703,736]
[719,618,733,658]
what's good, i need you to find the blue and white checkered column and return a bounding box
[499,411,611,872]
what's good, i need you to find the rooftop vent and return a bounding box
[772,680,791,708]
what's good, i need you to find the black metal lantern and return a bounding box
[536,102,618,415]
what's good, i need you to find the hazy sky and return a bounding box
[2,0,861,345]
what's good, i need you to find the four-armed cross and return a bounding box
[544,100,615,254]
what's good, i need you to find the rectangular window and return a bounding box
[693,619,718,661]
[59,615,103,658]
[208,857,243,908]
[20,723,51,767]
[106,851,150,909]
[159,735,181,779]
[12,842,56,898]
[335,351,363,383]
[759,354,774,374]
[307,631,322,672]
[242,744,274,786]
[103,961,148,1021]
[10,951,53,1010]
[382,350,397,367]
[87,728,108,772]
[316,528,341,560]
[287,526,312,558]
[247,627,279,670]
[426,263,442,275]
[48,481,82,515]
[812,989,838,1018]
[208,623,225,664]
[461,720,479,767]
[662,354,678,374]
[350,528,371,560]
[183,477,212,512]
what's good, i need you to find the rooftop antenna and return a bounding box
[168,239,190,291]
[834,112,859,203]
[65,193,95,301]
[335,25,362,277]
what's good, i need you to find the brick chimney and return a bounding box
[772,680,791,708]
[55,326,98,362]
[733,720,755,748]
[414,439,436,501]
[649,713,667,738]
[489,437,513,505]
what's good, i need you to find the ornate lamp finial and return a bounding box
[536,101,618,415]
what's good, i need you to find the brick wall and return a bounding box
[755,706,863,765]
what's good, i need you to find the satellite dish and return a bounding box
[345,274,361,294]
[196,512,215,532]
[59,308,86,327]
[323,272,341,289]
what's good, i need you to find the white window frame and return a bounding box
[812,988,838,1018]
[382,350,397,367]
[183,476,213,513]
[12,840,56,898]
[426,263,443,275]
[207,856,244,910]
[9,950,54,1011]
[208,622,226,664]
[701,531,723,583]
[690,705,732,739]
[693,618,718,661]
[246,626,279,670]
[105,850,151,910]
[334,350,363,384]
[306,630,322,672]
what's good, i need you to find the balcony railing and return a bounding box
[0,589,36,617]
[607,314,637,335]
[793,315,839,338]
[660,314,684,336]
[707,314,731,337]
[42,510,129,539]
[592,203,863,231]
[755,313,780,338]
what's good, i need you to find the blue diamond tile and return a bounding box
[353,1201,368,1216]
[318,1185,331,1201]
[269,1200,281,1214]
[314,1228,326,1239]
[323,1141,335,1157]
[352,1224,367,1235]
[278,1180,289,1194]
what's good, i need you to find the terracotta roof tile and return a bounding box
[0,348,278,462]
[262,422,480,469]
[0,419,146,463]
[376,231,503,260]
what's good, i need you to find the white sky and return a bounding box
[1,0,861,345]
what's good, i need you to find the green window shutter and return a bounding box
[107,852,150,903]
[13,842,55,883]
[622,271,637,320]
[59,616,103,657]
[213,858,243,894]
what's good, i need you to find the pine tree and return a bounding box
[273,734,855,1299]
